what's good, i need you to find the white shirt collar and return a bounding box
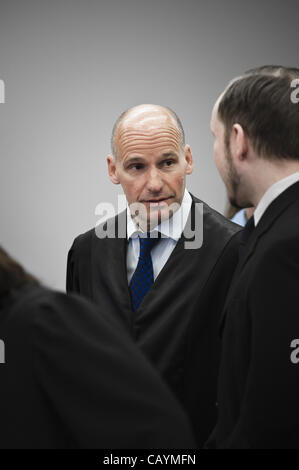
[126,188,192,240]
[254,172,299,226]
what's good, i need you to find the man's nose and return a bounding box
[146,168,163,193]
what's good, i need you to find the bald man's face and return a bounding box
[107,107,193,230]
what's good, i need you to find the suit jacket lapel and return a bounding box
[137,194,233,315]
[91,210,133,328]
[219,181,299,332]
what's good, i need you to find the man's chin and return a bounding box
[151,200,180,220]
[129,199,180,231]
[229,197,243,211]
[135,211,170,232]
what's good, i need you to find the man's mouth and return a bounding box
[142,197,173,206]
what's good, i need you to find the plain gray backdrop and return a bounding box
[0,0,298,289]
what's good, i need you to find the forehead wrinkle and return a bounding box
[118,124,181,139]
[122,143,180,157]
[112,104,186,159]
[119,134,181,150]
[119,133,182,159]
[118,127,181,149]
[122,137,180,148]
[121,146,181,162]
[115,118,183,161]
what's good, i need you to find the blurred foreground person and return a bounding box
[0,247,195,449]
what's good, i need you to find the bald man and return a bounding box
[66,104,242,447]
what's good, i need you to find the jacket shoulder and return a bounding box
[70,210,126,252]
[70,227,95,253]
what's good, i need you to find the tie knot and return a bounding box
[139,233,161,258]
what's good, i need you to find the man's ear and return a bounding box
[184,145,194,175]
[230,124,249,165]
[107,155,120,184]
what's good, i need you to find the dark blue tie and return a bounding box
[239,216,255,257]
[129,233,160,311]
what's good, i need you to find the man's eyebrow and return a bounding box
[160,152,179,159]
[124,156,145,164]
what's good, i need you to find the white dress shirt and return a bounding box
[126,189,192,284]
[254,172,299,226]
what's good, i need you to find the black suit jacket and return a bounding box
[0,282,195,449]
[67,194,242,446]
[207,181,299,449]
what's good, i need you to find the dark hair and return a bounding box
[0,246,38,298]
[218,70,299,160]
[111,105,185,159]
[245,65,299,80]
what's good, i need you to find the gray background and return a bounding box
[0,0,298,290]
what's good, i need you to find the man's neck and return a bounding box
[250,160,299,207]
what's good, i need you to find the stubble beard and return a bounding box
[225,146,243,210]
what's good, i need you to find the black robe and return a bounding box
[67,193,242,446]
[0,282,195,449]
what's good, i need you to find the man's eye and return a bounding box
[129,164,144,170]
[164,160,174,167]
